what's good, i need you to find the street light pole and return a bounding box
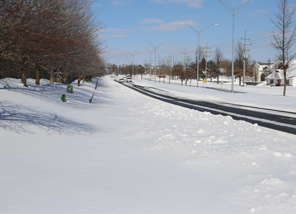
[143,41,167,82]
[180,23,218,87]
[142,47,154,81]
[218,0,250,93]
[123,54,133,76]
[126,51,138,79]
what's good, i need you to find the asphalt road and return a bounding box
[120,81,296,135]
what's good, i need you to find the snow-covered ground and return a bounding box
[134,75,296,112]
[1,77,296,213]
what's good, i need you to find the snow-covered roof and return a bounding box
[266,59,296,79]
[256,61,275,71]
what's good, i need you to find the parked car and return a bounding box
[114,75,126,83]
[119,78,125,83]
[126,77,132,83]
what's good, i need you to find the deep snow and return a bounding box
[0,77,296,213]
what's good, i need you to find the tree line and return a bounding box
[111,42,254,86]
[0,0,106,86]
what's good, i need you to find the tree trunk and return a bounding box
[83,77,85,83]
[283,49,286,96]
[36,64,40,85]
[217,75,219,83]
[239,76,241,86]
[21,69,27,87]
[78,78,81,86]
[50,73,54,84]
[284,70,287,96]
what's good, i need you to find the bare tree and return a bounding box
[227,41,253,85]
[271,0,296,96]
[212,47,224,83]
[0,0,106,86]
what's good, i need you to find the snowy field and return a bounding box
[1,77,296,213]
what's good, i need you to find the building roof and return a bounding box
[256,61,275,71]
[258,62,273,65]
[266,59,296,79]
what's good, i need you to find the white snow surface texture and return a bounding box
[1,77,296,213]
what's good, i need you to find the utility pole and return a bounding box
[204,42,211,82]
[240,30,251,87]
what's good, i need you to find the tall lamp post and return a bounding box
[218,0,250,93]
[143,41,167,82]
[120,57,127,74]
[142,47,154,80]
[180,23,218,87]
[126,51,138,79]
[123,54,132,76]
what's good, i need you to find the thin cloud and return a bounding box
[179,42,194,47]
[148,0,204,8]
[247,9,269,17]
[256,9,269,14]
[228,0,253,5]
[101,28,132,39]
[140,19,198,31]
[111,0,134,6]
[140,19,165,24]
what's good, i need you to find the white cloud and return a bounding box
[140,19,198,31]
[148,0,204,8]
[227,0,253,5]
[101,28,132,39]
[140,19,165,24]
[256,9,269,14]
[179,42,194,47]
[247,9,269,17]
[111,0,134,6]
[247,14,256,17]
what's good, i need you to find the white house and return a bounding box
[265,59,296,86]
[254,61,275,82]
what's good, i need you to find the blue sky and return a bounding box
[93,0,296,66]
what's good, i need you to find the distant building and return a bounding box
[254,61,275,82]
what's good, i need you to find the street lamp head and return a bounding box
[180,23,185,25]
[215,24,219,25]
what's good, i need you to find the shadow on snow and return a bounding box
[0,102,97,135]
